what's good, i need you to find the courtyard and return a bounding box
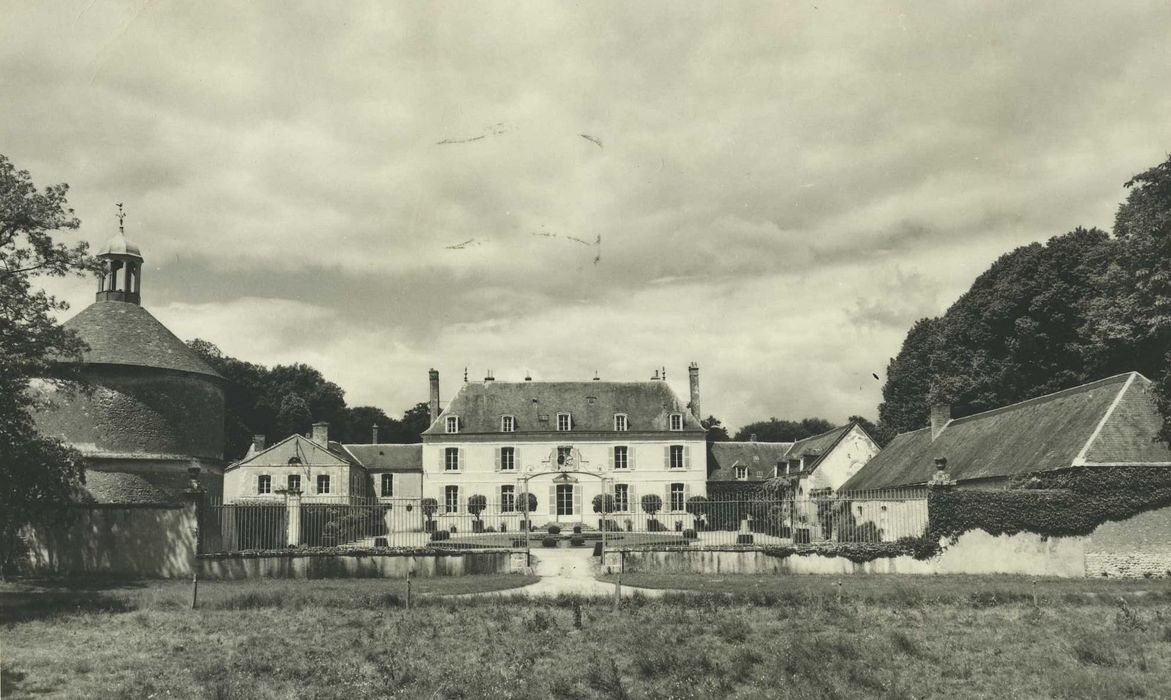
[3,574,1170,699]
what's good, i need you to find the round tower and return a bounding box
[34,216,226,503]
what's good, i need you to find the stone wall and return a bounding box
[198,551,515,579]
[1085,504,1171,578]
[21,502,198,578]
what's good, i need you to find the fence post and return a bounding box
[286,489,303,547]
[613,573,621,612]
[184,468,205,609]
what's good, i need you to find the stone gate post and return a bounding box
[286,489,303,547]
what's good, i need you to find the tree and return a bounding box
[421,497,439,528]
[591,493,615,514]
[467,494,487,522]
[0,154,94,576]
[732,417,834,442]
[517,492,537,530]
[640,494,662,517]
[847,415,892,448]
[276,394,312,439]
[703,415,730,442]
[877,317,942,436]
[685,495,709,525]
[340,405,397,444]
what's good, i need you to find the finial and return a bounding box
[116,202,126,235]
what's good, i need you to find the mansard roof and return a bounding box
[342,444,423,472]
[62,301,220,379]
[422,380,705,435]
[841,372,1171,491]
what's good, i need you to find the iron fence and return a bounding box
[198,489,929,553]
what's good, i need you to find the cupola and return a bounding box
[95,203,144,304]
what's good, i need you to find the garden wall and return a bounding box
[21,502,198,578]
[198,551,515,579]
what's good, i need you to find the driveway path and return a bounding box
[448,547,672,598]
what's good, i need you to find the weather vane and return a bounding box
[116,203,126,235]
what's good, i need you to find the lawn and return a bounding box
[3,575,1171,698]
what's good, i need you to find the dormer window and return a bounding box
[557,413,572,431]
[614,414,628,431]
[446,416,459,434]
[669,413,683,431]
[501,415,515,433]
[735,465,748,480]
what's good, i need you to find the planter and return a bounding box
[472,521,485,533]
[570,535,585,547]
[424,521,437,533]
[541,537,558,548]
[736,534,755,545]
[573,525,582,535]
[592,542,603,557]
[682,529,697,540]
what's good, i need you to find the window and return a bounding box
[446,416,459,433]
[287,474,301,492]
[614,414,628,431]
[257,475,271,494]
[317,474,331,494]
[735,465,748,480]
[556,413,572,431]
[500,446,516,471]
[614,484,630,512]
[501,485,515,512]
[669,445,685,469]
[669,413,683,431]
[445,485,459,513]
[501,415,515,432]
[381,473,394,497]
[613,446,629,470]
[670,483,685,512]
[445,447,460,471]
[557,446,572,466]
[556,483,574,515]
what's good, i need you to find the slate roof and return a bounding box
[422,380,706,435]
[785,424,856,469]
[342,444,423,472]
[227,434,360,470]
[62,301,220,378]
[841,372,1171,491]
[708,441,793,481]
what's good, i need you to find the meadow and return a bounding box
[3,574,1171,699]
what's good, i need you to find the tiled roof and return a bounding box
[422,380,705,435]
[841,372,1171,491]
[784,424,855,469]
[707,441,793,481]
[62,301,220,378]
[227,434,357,470]
[343,444,423,472]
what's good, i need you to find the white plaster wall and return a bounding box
[808,426,881,492]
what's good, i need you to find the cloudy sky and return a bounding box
[4,1,1171,430]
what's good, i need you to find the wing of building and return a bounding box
[841,372,1171,492]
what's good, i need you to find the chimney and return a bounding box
[484,370,494,382]
[429,368,440,426]
[524,372,532,382]
[688,362,701,420]
[930,404,951,440]
[371,423,379,444]
[651,369,660,381]
[593,371,600,381]
[252,434,266,453]
[311,421,329,445]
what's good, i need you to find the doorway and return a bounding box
[556,484,574,517]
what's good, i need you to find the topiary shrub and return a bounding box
[542,536,558,548]
[570,535,585,547]
[547,525,561,535]
[572,525,582,535]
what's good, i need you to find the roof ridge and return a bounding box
[949,372,1137,426]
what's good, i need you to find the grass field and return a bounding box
[3,574,1171,698]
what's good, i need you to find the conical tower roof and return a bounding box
[62,301,221,378]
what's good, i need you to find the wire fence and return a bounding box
[199,489,929,553]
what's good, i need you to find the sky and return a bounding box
[3,1,1171,430]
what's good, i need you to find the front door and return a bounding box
[556,484,574,517]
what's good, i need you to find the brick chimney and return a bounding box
[429,368,440,426]
[252,435,266,453]
[371,423,379,444]
[930,404,951,441]
[312,422,329,445]
[688,362,701,420]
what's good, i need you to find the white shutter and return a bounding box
[609,447,615,470]
[663,446,670,469]
[664,483,671,511]
[494,447,501,472]
[548,485,556,515]
[435,448,444,471]
[514,447,521,471]
[573,486,582,516]
[629,485,637,515]
[629,447,636,471]
[458,448,465,472]
[684,483,691,511]
[684,446,691,470]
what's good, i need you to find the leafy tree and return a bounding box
[340,405,397,444]
[877,317,943,436]
[421,497,439,523]
[847,415,892,447]
[685,495,709,522]
[732,417,834,442]
[703,415,730,442]
[0,154,94,576]
[276,394,312,440]
[591,493,615,514]
[517,492,537,530]
[640,494,662,517]
[467,494,487,522]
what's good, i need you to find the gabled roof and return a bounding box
[61,301,220,378]
[342,444,422,472]
[708,441,793,481]
[784,424,856,470]
[227,433,358,471]
[840,372,1171,491]
[422,380,705,435]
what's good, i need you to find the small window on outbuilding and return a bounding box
[735,465,748,480]
[317,474,331,495]
[257,475,271,494]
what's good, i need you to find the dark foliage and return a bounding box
[733,417,834,442]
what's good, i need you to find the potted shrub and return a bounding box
[685,495,709,532]
[570,535,585,547]
[547,524,561,535]
[572,525,582,535]
[542,536,558,548]
[421,497,439,533]
[640,494,663,531]
[683,528,697,540]
[592,493,615,530]
[467,494,487,533]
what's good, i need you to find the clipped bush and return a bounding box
[570,535,585,547]
[547,525,561,535]
[737,533,755,545]
[682,528,697,540]
[600,519,620,532]
[572,525,582,535]
[542,536,558,548]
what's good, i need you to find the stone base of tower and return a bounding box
[81,457,224,504]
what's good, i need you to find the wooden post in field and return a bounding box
[1032,578,1038,608]
[613,574,621,612]
[836,579,843,604]
[191,572,199,610]
[406,577,413,610]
